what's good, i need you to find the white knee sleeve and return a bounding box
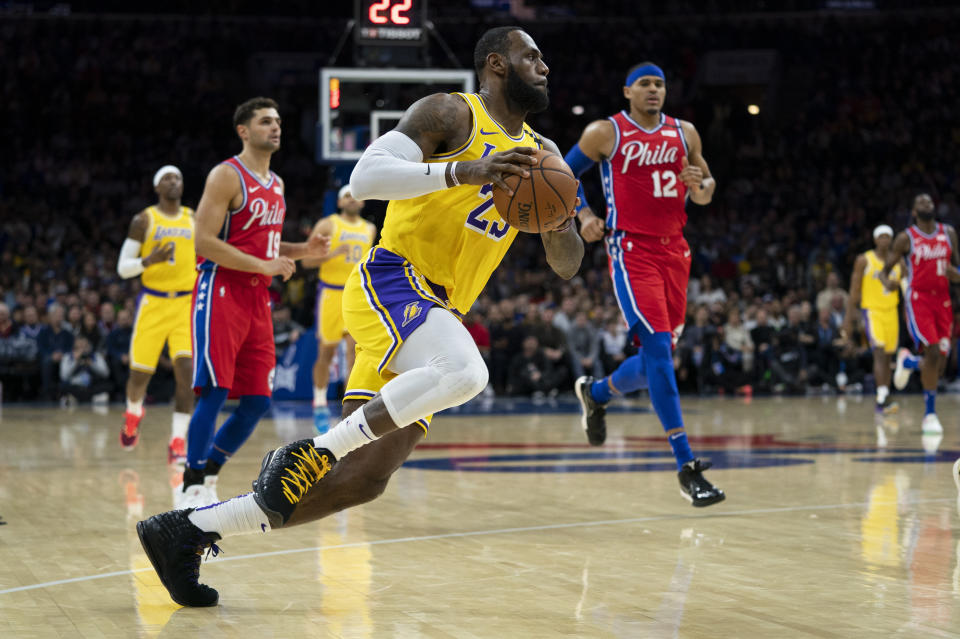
[379,308,488,427]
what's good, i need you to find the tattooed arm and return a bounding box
[538,136,584,280]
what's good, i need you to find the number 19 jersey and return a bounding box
[198,155,286,286]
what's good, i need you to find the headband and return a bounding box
[153,165,182,187]
[338,184,352,200]
[626,63,665,87]
[873,224,894,239]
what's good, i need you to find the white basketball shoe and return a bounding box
[893,348,914,390]
[921,413,943,435]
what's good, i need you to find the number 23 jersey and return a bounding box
[379,92,543,315]
[198,155,285,285]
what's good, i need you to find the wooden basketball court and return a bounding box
[1,395,959,637]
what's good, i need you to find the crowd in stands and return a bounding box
[3,6,960,401]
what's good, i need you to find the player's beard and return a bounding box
[917,210,935,221]
[505,64,549,114]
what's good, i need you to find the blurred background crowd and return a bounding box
[3,2,960,402]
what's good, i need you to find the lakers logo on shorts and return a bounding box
[402,301,422,327]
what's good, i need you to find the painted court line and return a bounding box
[0,497,954,596]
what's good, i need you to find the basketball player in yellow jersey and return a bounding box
[137,27,585,607]
[117,166,196,464]
[843,224,904,414]
[302,184,376,434]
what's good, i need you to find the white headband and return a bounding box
[338,184,352,200]
[153,165,182,187]
[873,224,894,239]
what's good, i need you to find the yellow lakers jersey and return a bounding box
[861,249,901,310]
[319,214,376,286]
[140,206,197,292]
[379,92,543,314]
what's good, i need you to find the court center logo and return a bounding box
[402,435,960,473]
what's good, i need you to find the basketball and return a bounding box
[491,149,578,233]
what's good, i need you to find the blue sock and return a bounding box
[591,348,646,403]
[186,386,229,470]
[209,394,271,465]
[903,354,920,370]
[924,390,936,415]
[642,332,694,470]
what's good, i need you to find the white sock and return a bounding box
[877,385,889,404]
[188,492,270,538]
[126,398,144,416]
[313,405,378,459]
[172,412,190,439]
[313,386,327,407]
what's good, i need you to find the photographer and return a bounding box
[59,335,112,404]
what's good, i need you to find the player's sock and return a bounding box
[182,465,205,488]
[590,348,646,404]
[642,331,694,470]
[924,390,936,415]
[186,386,229,470]
[903,354,920,370]
[876,385,889,405]
[188,492,271,537]
[313,405,378,459]
[126,398,144,416]
[172,411,190,440]
[208,394,270,466]
[313,386,326,408]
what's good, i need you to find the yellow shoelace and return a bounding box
[280,446,333,505]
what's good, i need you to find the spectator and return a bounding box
[723,308,755,374]
[106,309,134,394]
[567,311,603,380]
[769,305,808,394]
[507,335,565,398]
[0,303,14,338]
[529,307,571,388]
[816,272,849,314]
[37,303,74,400]
[59,335,112,404]
[552,297,577,335]
[695,275,727,307]
[463,311,491,362]
[599,318,628,375]
[272,305,304,355]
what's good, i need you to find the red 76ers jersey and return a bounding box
[600,111,689,237]
[906,223,952,296]
[198,156,286,285]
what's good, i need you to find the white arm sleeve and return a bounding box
[349,130,450,201]
[117,238,145,278]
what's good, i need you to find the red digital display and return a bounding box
[356,0,425,45]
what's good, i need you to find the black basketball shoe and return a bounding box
[678,459,726,507]
[252,439,336,527]
[574,376,607,446]
[136,509,222,607]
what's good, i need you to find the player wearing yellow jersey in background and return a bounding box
[138,27,585,607]
[302,184,376,434]
[117,166,197,463]
[843,224,904,414]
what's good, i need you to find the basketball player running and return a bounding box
[841,224,903,414]
[117,166,196,464]
[173,97,330,509]
[882,193,960,434]
[302,184,376,434]
[137,27,583,606]
[565,62,724,507]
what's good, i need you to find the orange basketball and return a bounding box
[491,149,578,233]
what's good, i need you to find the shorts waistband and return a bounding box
[318,280,345,291]
[141,286,192,298]
[370,247,452,306]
